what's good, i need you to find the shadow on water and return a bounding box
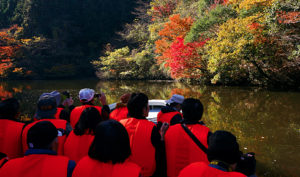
[0,80,299,177]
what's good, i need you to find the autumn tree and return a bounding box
[168,37,208,79]
[154,14,193,64]
[0,25,22,77]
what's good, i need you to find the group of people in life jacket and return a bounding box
[0,88,257,177]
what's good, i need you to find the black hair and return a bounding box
[167,102,180,107]
[207,130,241,164]
[0,98,20,120]
[127,92,148,118]
[88,119,131,164]
[182,98,203,122]
[27,121,58,149]
[74,107,103,136]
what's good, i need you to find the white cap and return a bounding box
[79,88,95,102]
[166,94,184,104]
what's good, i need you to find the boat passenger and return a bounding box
[72,119,141,177]
[120,93,166,177]
[70,88,109,128]
[109,93,131,121]
[178,130,256,177]
[37,91,74,122]
[0,98,24,159]
[0,121,76,177]
[157,94,184,128]
[64,107,103,162]
[22,95,71,155]
[164,98,211,177]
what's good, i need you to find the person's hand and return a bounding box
[62,97,74,107]
[235,152,256,176]
[160,122,169,141]
[98,92,107,105]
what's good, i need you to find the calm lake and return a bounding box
[1,79,299,177]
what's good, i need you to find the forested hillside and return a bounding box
[1,0,299,88]
[0,0,136,79]
[93,0,300,88]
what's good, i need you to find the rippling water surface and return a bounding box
[1,80,299,177]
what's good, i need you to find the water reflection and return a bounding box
[0,80,299,177]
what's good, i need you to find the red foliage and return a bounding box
[152,1,177,21]
[167,37,208,79]
[0,26,21,76]
[155,14,194,64]
[277,11,300,24]
[209,0,229,9]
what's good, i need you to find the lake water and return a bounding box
[1,79,299,177]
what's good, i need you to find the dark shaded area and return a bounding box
[0,0,138,79]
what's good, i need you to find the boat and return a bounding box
[109,99,166,123]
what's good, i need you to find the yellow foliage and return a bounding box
[205,14,264,81]
[229,0,275,11]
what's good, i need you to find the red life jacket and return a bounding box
[22,119,67,155]
[72,156,141,177]
[165,124,210,177]
[70,105,102,128]
[157,111,183,124]
[0,154,69,177]
[0,119,24,159]
[54,107,64,119]
[178,162,246,177]
[120,118,156,177]
[63,130,94,162]
[109,106,128,121]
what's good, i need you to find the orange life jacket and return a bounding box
[178,162,246,177]
[120,118,156,177]
[0,119,24,159]
[72,156,141,177]
[109,106,128,121]
[165,123,210,177]
[157,111,183,124]
[0,154,69,177]
[22,119,67,155]
[54,107,64,119]
[70,105,102,128]
[63,130,94,162]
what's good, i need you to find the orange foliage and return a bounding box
[0,25,21,77]
[277,11,300,24]
[155,14,194,64]
[0,85,13,100]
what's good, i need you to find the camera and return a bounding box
[61,91,70,99]
[94,93,101,98]
[235,152,256,176]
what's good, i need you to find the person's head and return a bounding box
[27,121,59,151]
[35,95,57,119]
[88,119,131,164]
[166,94,184,110]
[74,107,103,136]
[79,88,95,104]
[207,130,241,166]
[39,91,61,106]
[0,98,20,120]
[127,92,149,118]
[182,98,203,123]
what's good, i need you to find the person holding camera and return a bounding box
[70,88,109,128]
[164,98,211,177]
[178,130,256,177]
[22,95,71,155]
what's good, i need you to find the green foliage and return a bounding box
[185,4,237,42]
